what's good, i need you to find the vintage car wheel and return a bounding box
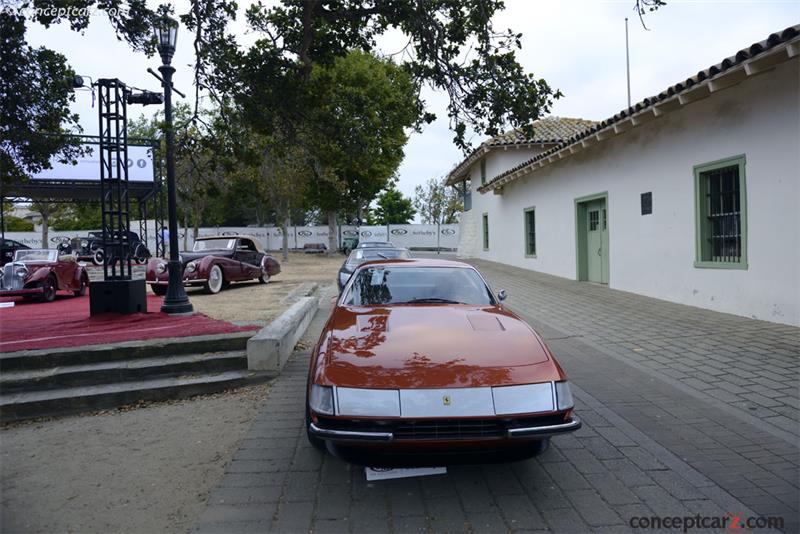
[73,274,89,297]
[92,249,104,266]
[40,275,57,302]
[151,284,168,296]
[204,265,224,294]
[258,268,270,284]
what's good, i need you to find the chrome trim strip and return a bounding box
[309,422,393,442]
[507,417,582,438]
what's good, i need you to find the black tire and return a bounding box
[73,274,88,297]
[204,264,224,294]
[92,249,104,266]
[529,438,551,457]
[40,275,57,302]
[306,406,327,452]
[258,268,270,284]
[151,284,168,296]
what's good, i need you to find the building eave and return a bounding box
[478,25,800,195]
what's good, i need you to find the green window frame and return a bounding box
[480,158,487,185]
[693,154,747,269]
[482,212,489,251]
[524,207,536,257]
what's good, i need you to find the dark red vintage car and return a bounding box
[146,235,281,295]
[0,249,89,302]
[306,258,580,466]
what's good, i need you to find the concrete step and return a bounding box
[0,351,248,393]
[0,369,274,422]
[0,332,253,372]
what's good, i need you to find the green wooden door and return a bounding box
[585,199,609,284]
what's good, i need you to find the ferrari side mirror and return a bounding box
[497,289,507,302]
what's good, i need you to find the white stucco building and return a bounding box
[447,26,800,326]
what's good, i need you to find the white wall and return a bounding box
[462,58,799,326]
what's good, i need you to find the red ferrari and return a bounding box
[306,258,580,466]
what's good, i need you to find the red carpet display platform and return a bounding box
[0,290,258,352]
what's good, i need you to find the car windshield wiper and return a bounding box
[375,253,389,259]
[399,297,464,304]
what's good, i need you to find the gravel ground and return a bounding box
[184,252,344,325]
[0,383,272,534]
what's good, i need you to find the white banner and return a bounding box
[31,144,155,183]
[4,223,459,253]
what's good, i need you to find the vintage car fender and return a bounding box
[194,255,227,279]
[25,266,54,285]
[71,264,88,287]
[263,256,281,276]
[145,258,161,281]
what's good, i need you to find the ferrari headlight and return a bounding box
[555,381,574,411]
[155,262,167,274]
[309,385,335,415]
[185,261,197,273]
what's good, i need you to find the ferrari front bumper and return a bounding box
[309,416,581,443]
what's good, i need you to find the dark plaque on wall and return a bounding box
[641,192,653,215]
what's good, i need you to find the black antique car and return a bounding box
[71,230,151,265]
[1,239,30,266]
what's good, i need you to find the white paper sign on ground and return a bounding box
[365,466,446,481]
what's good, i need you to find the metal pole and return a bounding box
[159,62,193,314]
[625,17,631,109]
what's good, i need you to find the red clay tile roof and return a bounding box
[445,117,597,184]
[478,24,800,193]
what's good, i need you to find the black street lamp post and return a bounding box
[155,16,193,314]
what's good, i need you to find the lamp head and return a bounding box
[154,16,178,65]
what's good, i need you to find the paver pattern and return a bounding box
[194,268,799,533]
[466,258,799,439]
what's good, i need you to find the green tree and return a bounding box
[0,11,83,185]
[413,177,463,225]
[372,183,416,225]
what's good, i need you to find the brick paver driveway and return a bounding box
[194,259,798,533]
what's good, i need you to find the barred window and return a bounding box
[482,213,489,250]
[524,208,536,256]
[694,156,747,268]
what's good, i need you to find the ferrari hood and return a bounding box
[320,305,558,389]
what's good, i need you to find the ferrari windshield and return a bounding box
[14,250,57,262]
[193,238,235,251]
[344,266,495,306]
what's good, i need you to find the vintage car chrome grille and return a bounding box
[316,415,568,441]
[1,263,25,291]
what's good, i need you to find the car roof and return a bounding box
[355,258,474,269]
[196,235,265,252]
[348,247,408,256]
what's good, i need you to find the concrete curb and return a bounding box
[246,296,319,373]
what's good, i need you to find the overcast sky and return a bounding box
[25,0,798,214]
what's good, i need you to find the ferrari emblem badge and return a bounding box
[442,395,451,406]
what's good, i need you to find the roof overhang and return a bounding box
[479,26,800,195]
[444,142,557,186]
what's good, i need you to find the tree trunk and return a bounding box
[282,202,290,262]
[41,212,49,249]
[182,212,189,251]
[327,210,338,256]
